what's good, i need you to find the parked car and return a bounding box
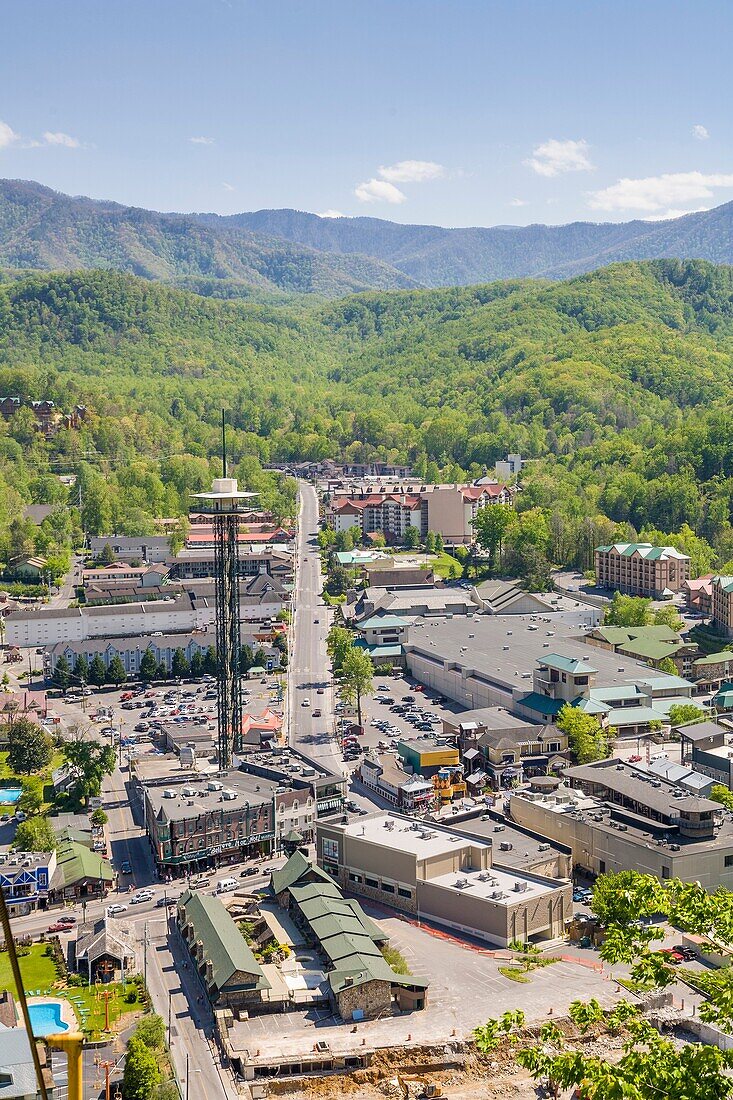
[302,698,311,707]
[121,861,132,875]
[58,915,76,924]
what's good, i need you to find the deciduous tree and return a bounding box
[7,718,53,775]
[340,647,373,726]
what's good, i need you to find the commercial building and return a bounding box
[472,580,558,616]
[81,564,169,588]
[272,851,428,1018]
[509,761,733,890]
[177,890,270,1010]
[594,543,690,598]
[444,707,568,789]
[395,737,466,802]
[316,812,571,947]
[403,613,695,737]
[0,850,56,915]
[88,535,171,563]
[692,651,733,688]
[7,573,288,648]
[347,584,478,626]
[0,1028,54,1100]
[684,575,714,616]
[170,546,293,582]
[494,454,524,481]
[74,916,136,983]
[587,624,697,679]
[679,720,733,789]
[358,754,435,812]
[144,772,276,877]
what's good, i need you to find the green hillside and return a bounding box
[0,179,417,297]
[2,258,733,578]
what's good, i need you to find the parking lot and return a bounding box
[336,670,463,767]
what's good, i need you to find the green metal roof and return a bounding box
[270,850,333,895]
[56,841,113,886]
[518,692,564,716]
[329,955,429,995]
[322,932,384,964]
[178,890,269,991]
[606,706,666,726]
[588,685,644,702]
[618,639,682,661]
[713,576,733,594]
[287,880,342,907]
[573,697,610,715]
[539,652,597,675]
[358,613,409,630]
[695,651,733,666]
[714,691,733,708]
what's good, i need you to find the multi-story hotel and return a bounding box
[594,542,690,598]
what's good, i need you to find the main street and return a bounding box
[288,480,344,775]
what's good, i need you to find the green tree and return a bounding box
[653,604,684,630]
[90,807,108,826]
[13,816,57,852]
[62,728,116,806]
[603,591,653,626]
[370,532,386,548]
[203,646,218,675]
[667,702,706,727]
[327,625,353,672]
[171,649,190,679]
[403,525,421,550]
[72,655,89,686]
[424,530,437,553]
[434,532,444,553]
[99,542,116,565]
[657,656,679,675]
[133,1013,165,1050]
[107,655,127,685]
[325,564,350,597]
[88,654,107,687]
[17,777,44,816]
[239,644,254,672]
[471,503,515,574]
[139,647,158,682]
[710,784,733,810]
[122,1035,162,1100]
[340,646,373,726]
[53,655,72,691]
[190,650,205,678]
[253,647,268,669]
[7,718,53,775]
[556,705,612,764]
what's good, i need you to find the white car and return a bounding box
[302,698,311,707]
[106,904,128,915]
[131,892,154,904]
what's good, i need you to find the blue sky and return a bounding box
[1,0,732,228]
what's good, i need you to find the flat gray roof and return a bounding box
[145,769,278,821]
[405,613,686,698]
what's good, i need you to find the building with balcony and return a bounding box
[594,543,690,598]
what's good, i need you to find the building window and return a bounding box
[365,876,379,888]
[725,855,733,867]
[398,887,412,899]
[661,865,671,879]
[382,882,395,894]
[322,837,339,863]
[348,872,363,884]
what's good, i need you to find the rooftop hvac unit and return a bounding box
[513,881,528,892]
[477,872,490,881]
[162,789,177,799]
[182,787,197,797]
[493,824,505,832]
[490,890,506,900]
[499,841,513,851]
[454,878,471,889]
[617,824,628,831]
[222,790,238,801]
[208,781,223,791]
[669,843,681,851]
[538,843,551,852]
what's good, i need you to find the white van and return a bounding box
[216,878,238,894]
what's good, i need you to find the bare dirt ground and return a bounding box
[263,1020,633,1100]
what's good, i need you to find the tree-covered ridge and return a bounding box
[0,179,417,297]
[3,259,733,571]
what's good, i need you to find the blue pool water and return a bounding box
[28,1002,69,1036]
[0,788,21,804]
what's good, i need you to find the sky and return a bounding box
[1,0,732,229]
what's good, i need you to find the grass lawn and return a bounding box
[0,748,65,808]
[66,982,144,1038]
[0,943,59,995]
[431,551,463,580]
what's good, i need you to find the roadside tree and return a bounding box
[340,647,373,726]
[62,727,116,807]
[171,649,190,679]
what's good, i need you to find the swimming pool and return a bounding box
[28,1002,69,1036]
[0,788,21,804]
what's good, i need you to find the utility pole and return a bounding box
[167,987,173,1048]
[143,921,149,992]
[185,1051,190,1100]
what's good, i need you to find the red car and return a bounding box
[628,754,642,763]
[47,923,71,933]
[660,948,684,964]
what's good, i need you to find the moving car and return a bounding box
[131,891,154,904]
[106,904,128,915]
[302,698,311,707]
[48,923,71,933]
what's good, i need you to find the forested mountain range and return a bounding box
[3,178,733,295]
[2,258,733,578]
[0,179,417,297]
[183,200,733,286]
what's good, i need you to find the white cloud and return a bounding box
[525,138,593,177]
[317,209,344,218]
[354,178,406,204]
[43,131,80,148]
[0,120,19,149]
[692,124,709,141]
[189,136,214,145]
[644,206,709,221]
[588,171,733,213]
[378,159,445,183]
[222,182,235,192]
[509,198,528,207]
